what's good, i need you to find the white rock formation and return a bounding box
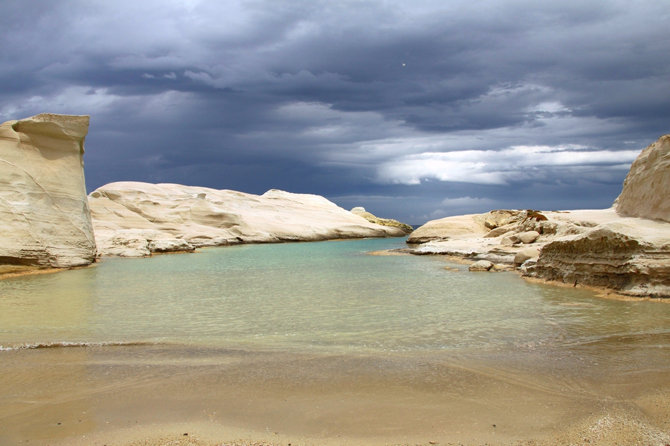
[90,182,406,257]
[406,136,670,298]
[410,209,602,264]
[0,114,96,269]
[406,213,491,244]
[616,134,670,222]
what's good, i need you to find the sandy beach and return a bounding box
[2,342,670,446]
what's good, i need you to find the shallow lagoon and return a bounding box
[1,238,670,445]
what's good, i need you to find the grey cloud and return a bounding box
[0,0,668,223]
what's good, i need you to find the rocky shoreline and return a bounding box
[403,134,670,298]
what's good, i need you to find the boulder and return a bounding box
[501,235,520,246]
[518,231,540,244]
[514,248,540,266]
[469,260,494,271]
[0,114,96,269]
[616,134,670,222]
[90,182,406,257]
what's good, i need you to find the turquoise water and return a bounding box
[1,237,670,354]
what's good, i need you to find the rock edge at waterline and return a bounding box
[90,182,406,258]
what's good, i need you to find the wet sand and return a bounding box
[2,340,669,446]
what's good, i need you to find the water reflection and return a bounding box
[0,268,96,346]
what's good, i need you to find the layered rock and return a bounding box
[0,114,96,270]
[616,134,670,222]
[90,182,406,257]
[350,207,413,233]
[525,220,670,297]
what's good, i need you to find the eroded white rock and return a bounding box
[0,114,96,268]
[616,134,670,222]
[90,182,406,257]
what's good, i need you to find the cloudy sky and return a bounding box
[1,0,668,224]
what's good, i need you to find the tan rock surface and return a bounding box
[350,207,413,233]
[468,260,493,271]
[90,182,405,257]
[0,114,96,269]
[616,134,670,222]
[409,207,670,297]
[525,218,670,297]
[514,247,540,265]
[518,231,540,244]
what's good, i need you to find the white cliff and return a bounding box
[0,114,96,271]
[89,182,406,257]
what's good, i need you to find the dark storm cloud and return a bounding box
[1,0,668,223]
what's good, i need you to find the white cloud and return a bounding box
[376,145,640,185]
[527,101,571,113]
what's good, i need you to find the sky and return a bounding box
[1,0,669,224]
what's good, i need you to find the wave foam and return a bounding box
[0,340,159,351]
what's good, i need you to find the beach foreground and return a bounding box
[2,343,670,446]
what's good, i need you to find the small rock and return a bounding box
[519,231,540,244]
[492,263,513,272]
[501,235,520,246]
[484,227,512,238]
[514,248,540,265]
[484,219,498,229]
[469,260,494,271]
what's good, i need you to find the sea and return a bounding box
[2,237,670,444]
